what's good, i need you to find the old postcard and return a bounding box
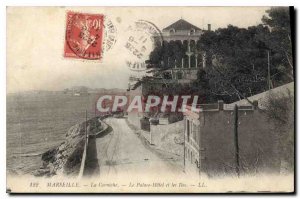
[6,6,294,193]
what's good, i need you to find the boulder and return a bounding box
[48,163,56,175]
[56,153,62,160]
[42,148,58,163]
[32,168,50,177]
[59,143,66,151]
[62,150,68,157]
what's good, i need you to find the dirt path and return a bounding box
[92,118,184,179]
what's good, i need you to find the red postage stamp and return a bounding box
[64,11,104,60]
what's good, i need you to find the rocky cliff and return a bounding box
[33,117,103,177]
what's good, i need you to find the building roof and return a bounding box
[230,82,294,109]
[163,19,201,32]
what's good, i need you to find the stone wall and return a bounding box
[200,109,279,175]
[184,102,281,176]
[150,121,184,146]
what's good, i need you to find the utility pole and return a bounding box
[198,130,201,178]
[183,120,186,173]
[267,50,271,90]
[195,48,198,68]
[234,105,240,177]
[85,110,88,148]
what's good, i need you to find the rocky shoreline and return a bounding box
[32,117,103,177]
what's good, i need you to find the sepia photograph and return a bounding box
[6,6,295,193]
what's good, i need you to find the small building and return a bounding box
[128,19,210,91]
[183,100,280,176]
[153,19,209,84]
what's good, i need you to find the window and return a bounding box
[193,123,197,141]
[186,119,190,142]
[177,71,183,79]
[170,28,175,34]
[149,86,155,93]
[163,72,172,79]
[190,29,195,35]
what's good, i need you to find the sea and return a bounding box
[6,92,100,175]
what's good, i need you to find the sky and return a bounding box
[7,6,270,93]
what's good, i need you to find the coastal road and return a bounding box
[90,117,183,179]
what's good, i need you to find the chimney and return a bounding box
[207,24,211,31]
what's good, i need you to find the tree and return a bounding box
[262,7,293,81]
[197,25,272,103]
[145,8,293,104]
[264,89,294,171]
[191,69,216,103]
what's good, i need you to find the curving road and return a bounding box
[92,117,183,179]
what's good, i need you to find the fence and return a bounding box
[77,113,111,179]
